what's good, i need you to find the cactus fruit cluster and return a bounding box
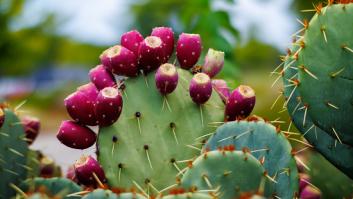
[280,1,353,179]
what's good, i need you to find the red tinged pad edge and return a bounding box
[89,65,116,90]
[189,73,212,104]
[151,27,174,62]
[74,155,106,186]
[176,33,202,69]
[299,173,311,193]
[0,108,4,128]
[95,87,123,127]
[121,30,144,56]
[57,120,97,149]
[138,36,164,73]
[155,63,179,95]
[100,45,138,77]
[300,186,322,199]
[202,48,224,78]
[22,116,40,145]
[225,85,256,121]
[211,79,230,103]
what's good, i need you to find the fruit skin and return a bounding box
[89,64,117,90]
[121,30,144,56]
[300,186,321,199]
[155,63,179,95]
[74,155,106,187]
[65,84,99,126]
[22,116,40,145]
[95,87,123,127]
[176,33,202,69]
[56,120,97,149]
[151,27,174,62]
[189,73,212,104]
[138,36,164,72]
[100,45,138,77]
[225,85,255,121]
[0,107,4,128]
[66,165,78,183]
[181,150,274,199]
[203,119,299,199]
[299,173,310,193]
[202,48,224,78]
[211,79,230,103]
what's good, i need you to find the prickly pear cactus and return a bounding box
[283,41,353,178]
[0,109,28,199]
[294,3,353,145]
[180,150,273,199]
[202,119,299,198]
[98,68,224,190]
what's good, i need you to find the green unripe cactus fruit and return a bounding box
[202,120,298,198]
[295,3,353,145]
[0,109,28,199]
[180,150,273,199]
[98,68,224,192]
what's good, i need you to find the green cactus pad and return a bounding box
[0,109,28,199]
[83,189,117,199]
[202,120,298,198]
[283,42,353,179]
[180,150,272,199]
[296,3,353,145]
[26,150,41,179]
[117,193,147,199]
[159,192,213,199]
[98,68,225,192]
[27,193,50,199]
[20,177,81,199]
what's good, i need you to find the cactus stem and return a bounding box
[8,148,24,157]
[202,175,213,188]
[331,127,343,144]
[132,180,149,197]
[326,101,339,109]
[288,138,313,148]
[144,145,153,169]
[0,132,9,137]
[294,156,310,171]
[159,183,178,194]
[186,144,202,152]
[92,172,105,188]
[9,183,27,198]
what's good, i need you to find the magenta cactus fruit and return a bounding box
[0,108,4,128]
[66,165,78,183]
[138,36,164,72]
[77,83,99,101]
[64,89,98,126]
[299,173,310,193]
[225,85,256,121]
[300,186,321,199]
[100,45,138,77]
[22,116,40,145]
[212,79,230,103]
[95,87,123,127]
[89,65,116,90]
[74,155,106,186]
[56,120,97,149]
[120,30,144,56]
[155,63,179,95]
[202,48,224,78]
[151,27,174,62]
[189,73,212,104]
[176,33,202,69]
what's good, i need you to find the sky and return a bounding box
[17,0,298,50]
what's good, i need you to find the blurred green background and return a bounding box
[1,0,352,197]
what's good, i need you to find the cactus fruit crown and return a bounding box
[145,36,162,48]
[193,73,210,84]
[159,63,177,76]
[236,85,255,99]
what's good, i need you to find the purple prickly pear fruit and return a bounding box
[74,155,106,186]
[299,173,311,193]
[0,108,4,128]
[212,79,230,103]
[151,27,174,62]
[189,73,212,104]
[225,85,256,121]
[77,83,99,101]
[176,33,202,69]
[66,165,78,183]
[100,45,138,77]
[89,65,116,90]
[65,89,98,126]
[155,63,179,95]
[300,186,321,199]
[202,48,224,78]
[95,87,123,127]
[22,116,40,145]
[138,36,164,72]
[56,120,97,149]
[121,30,144,56]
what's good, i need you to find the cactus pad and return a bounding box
[296,3,353,145]
[159,193,213,199]
[98,68,224,191]
[0,109,28,199]
[180,150,272,199]
[203,120,298,198]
